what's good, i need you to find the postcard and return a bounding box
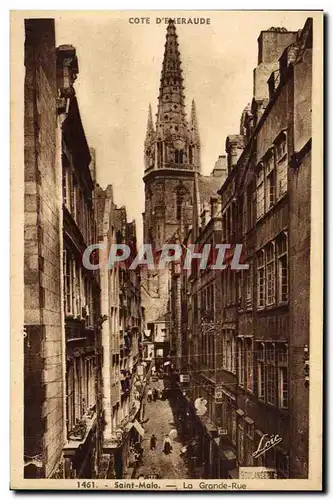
[10,10,323,490]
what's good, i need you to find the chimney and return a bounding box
[56,44,79,98]
[254,28,298,100]
[225,135,244,173]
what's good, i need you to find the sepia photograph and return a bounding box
[10,9,323,490]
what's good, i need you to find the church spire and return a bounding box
[145,103,155,147]
[156,19,187,129]
[190,99,200,145]
[144,104,156,171]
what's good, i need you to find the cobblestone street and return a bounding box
[134,380,191,479]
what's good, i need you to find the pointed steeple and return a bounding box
[145,103,155,147]
[144,104,156,171]
[190,99,200,145]
[156,20,187,131]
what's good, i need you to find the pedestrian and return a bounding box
[163,434,172,455]
[147,388,152,402]
[150,434,157,450]
[153,388,158,401]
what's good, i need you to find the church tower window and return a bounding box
[189,145,194,165]
[176,190,183,220]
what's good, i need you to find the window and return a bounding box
[189,145,194,165]
[278,366,288,410]
[277,232,288,303]
[176,189,183,220]
[256,164,265,219]
[257,250,265,308]
[237,271,243,306]
[278,343,288,409]
[246,338,254,392]
[245,265,252,308]
[62,164,69,207]
[66,362,75,432]
[266,243,275,306]
[266,343,276,405]
[246,183,254,231]
[257,343,265,400]
[275,132,288,197]
[223,330,236,373]
[71,177,77,220]
[265,151,276,210]
[157,141,163,167]
[64,249,74,316]
[238,338,244,386]
[175,149,184,164]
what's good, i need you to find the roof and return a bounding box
[198,175,221,206]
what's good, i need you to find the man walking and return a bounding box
[150,434,157,450]
[147,388,153,402]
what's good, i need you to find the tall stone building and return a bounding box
[97,186,144,479]
[216,19,312,479]
[24,19,64,479]
[142,20,200,361]
[24,20,103,479]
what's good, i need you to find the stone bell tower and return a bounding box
[142,19,201,350]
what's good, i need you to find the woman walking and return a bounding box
[163,434,172,455]
[150,434,157,450]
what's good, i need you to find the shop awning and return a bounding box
[133,419,145,438]
[228,468,239,479]
[220,448,237,462]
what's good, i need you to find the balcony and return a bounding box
[64,410,97,454]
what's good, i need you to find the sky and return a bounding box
[54,10,310,242]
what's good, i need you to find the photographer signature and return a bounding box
[252,434,282,459]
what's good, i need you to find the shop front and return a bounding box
[102,400,144,479]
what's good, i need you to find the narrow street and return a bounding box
[134,378,191,479]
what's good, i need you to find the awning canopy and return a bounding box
[133,419,145,438]
[220,448,237,462]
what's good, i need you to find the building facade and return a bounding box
[24,20,103,479]
[97,186,143,479]
[216,19,312,479]
[58,45,103,479]
[24,19,64,479]
[172,161,229,479]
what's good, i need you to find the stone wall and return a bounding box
[24,19,64,478]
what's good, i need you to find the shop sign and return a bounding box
[180,374,190,383]
[239,467,277,479]
[218,427,228,436]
